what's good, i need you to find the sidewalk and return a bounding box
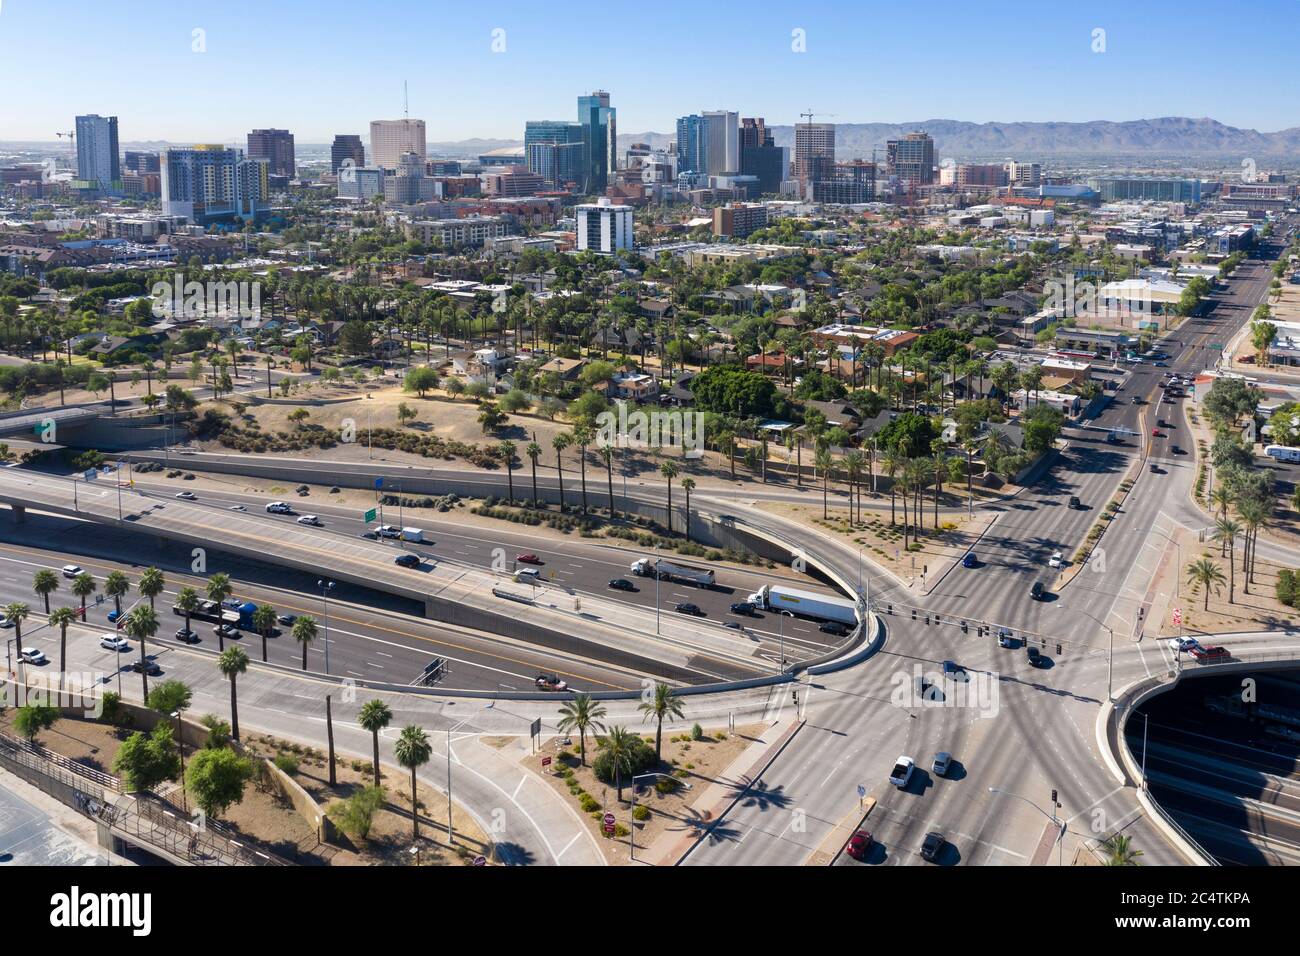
[639,716,802,866]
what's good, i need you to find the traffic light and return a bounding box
[934,614,942,626]
[911,608,916,621]
[886,604,893,615]
[1056,643,1062,655]
[792,690,799,707]
[961,620,968,634]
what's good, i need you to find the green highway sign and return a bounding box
[364,508,377,523]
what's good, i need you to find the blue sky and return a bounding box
[2,0,1297,143]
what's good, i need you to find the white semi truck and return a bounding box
[629,558,715,587]
[746,584,857,626]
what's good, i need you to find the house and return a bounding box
[452,348,503,386]
[538,356,587,381]
[746,351,792,376]
[1015,388,1081,418]
[608,371,659,401]
[803,399,861,431]
[638,298,675,322]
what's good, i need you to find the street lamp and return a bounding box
[1058,604,1116,701]
[317,580,335,674]
[988,786,1065,865]
[171,709,187,811]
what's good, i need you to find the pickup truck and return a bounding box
[889,755,915,789]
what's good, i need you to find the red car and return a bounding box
[516,553,543,565]
[846,830,872,861]
[1190,645,1229,662]
[1151,428,1163,437]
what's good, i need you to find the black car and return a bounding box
[277,613,297,626]
[214,623,240,639]
[920,831,945,862]
[131,660,163,676]
[729,602,755,616]
[1030,581,1046,600]
[174,627,200,644]
[820,621,852,636]
[608,578,635,591]
[675,602,704,616]
[1068,495,1081,509]
[394,553,420,569]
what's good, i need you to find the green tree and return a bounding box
[1101,833,1143,866]
[393,725,432,840]
[526,441,543,504]
[660,461,679,534]
[186,746,255,819]
[637,683,684,763]
[217,646,249,741]
[206,572,233,605]
[357,699,393,788]
[138,566,165,610]
[1186,557,1227,611]
[49,605,76,677]
[598,725,638,802]
[174,586,199,638]
[252,604,277,663]
[122,604,159,700]
[557,693,607,767]
[71,572,96,621]
[13,703,57,743]
[113,724,181,792]
[147,679,192,716]
[292,615,317,670]
[104,570,130,617]
[403,366,440,398]
[31,569,58,615]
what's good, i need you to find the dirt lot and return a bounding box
[1164,551,1299,636]
[524,723,763,865]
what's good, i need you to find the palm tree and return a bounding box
[393,725,432,840]
[526,441,542,506]
[1186,557,1226,611]
[600,442,617,519]
[844,451,865,525]
[1101,833,1143,866]
[881,449,903,526]
[816,448,833,520]
[217,646,249,741]
[638,683,684,763]
[292,614,318,670]
[206,572,233,606]
[49,606,76,681]
[105,570,130,618]
[138,567,165,610]
[1211,518,1241,602]
[358,699,393,788]
[174,586,199,638]
[71,572,96,621]
[1209,486,1233,519]
[1236,497,1266,591]
[5,602,28,683]
[556,693,607,767]
[572,423,593,515]
[498,440,516,504]
[601,725,638,802]
[122,604,159,701]
[680,477,696,542]
[252,604,277,663]
[552,432,572,510]
[660,461,679,534]
[32,569,58,615]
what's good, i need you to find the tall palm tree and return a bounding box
[122,604,159,701]
[292,615,318,670]
[206,572,233,606]
[638,683,684,763]
[680,477,696,542]
[5,602,29,684]
[844,451,865,524]
[138,567,165,610]
[1101,833,1143,866]
[1186,557,1226,611]
[557,693,607,767]
[660,461,679,533]
[600,442,617,519]
[104,570,130,618]
[71,572,96,621]
[175,586,199,638]
[601,725,638,802]
[358,699,393,788]
[552,432,572,510]
[572,423,593,515]
[816,448,833,520]
[1209,485,1233,520]
[32,569,58,615]
[217,646,249,741]
[881,449,902,526]
[497,440,516,504]
[252,604,277,663]
[49,606,76,681]
[526,441,543,506]
[394,725,432,840]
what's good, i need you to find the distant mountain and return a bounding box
[619,117,1300,163]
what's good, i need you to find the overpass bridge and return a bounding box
[0,404,105,439]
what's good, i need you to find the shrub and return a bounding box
[633,804,650,821]
[579,793,600,813]
[273,753,300,775]
[592,735,657,786]
[654,777,679,795]
[1279,570,1298,608]
[690,723,704,741]
[327,785,386,840]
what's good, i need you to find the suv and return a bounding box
[265,501,293,514]
[394,553,420,569]
[1191,645,1229,662]
[932,752,953,776]
[608,578,635,591]
[1068,495,1081,509]
[920,831,945,863]
[998,628,1016,649]
[820,621,851,637]
[1030,581,1046,600]
[729,602,756,616]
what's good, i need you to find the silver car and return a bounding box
[932,752,953,776]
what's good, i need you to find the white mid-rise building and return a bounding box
[576,198,633,253]
[369,119,426,169]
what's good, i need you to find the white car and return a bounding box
[296,515,322,526]
[228,504,247,512]
[99,634,131,652]
[1048,551,1063,568]
[265,501,293,514]
[889,755,915,789]
[61,564,83,579]
[0,614,13,629]
[1168,636,1199,653]
[377,524,402,538]
[17,647,47,665]
[175,491,197,500]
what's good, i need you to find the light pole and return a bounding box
[988,786,1065,865]
[654,542,661,636]
[317,580,335,674]
[172,709,187,811]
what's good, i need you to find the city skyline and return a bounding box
[2,0,1299,143]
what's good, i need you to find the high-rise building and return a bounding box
[702,111,739,175]
[812,161,877,204]
[482,165,545,198]
[124,150,160,175]
[161,145,268,225]
[1005,161,1041,188]
[369,119,426,169]
[794,122,836,188]
[383,151,440,204]
[955,163,1008,189]
[577,91,616,194]
[676,115,707,176]
[887,131,935,184]
[740,118,784,195]
[524,121,585,188]
[337,165,385,201]
[331,135,366,173]
[576,198,633,253]
[74,114,121,193]
[247,129,295,178]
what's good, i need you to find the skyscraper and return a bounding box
[369,119,426,169]
[74,114,120,193]
[247,129,296,178]
[887,131,935,185]
[794,122,835,188]
[701,111,739,175]
[740,117,784,195]
[524,121,584,188]
[577,91,616,195]
[161,145,268,225]
[331,135,366,173]
[676,115,707,177]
